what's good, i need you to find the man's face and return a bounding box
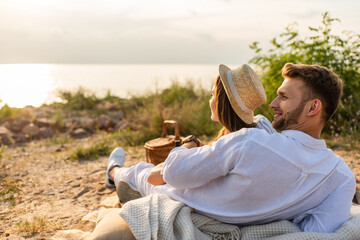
[269,78,309,131]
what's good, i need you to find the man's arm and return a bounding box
[295,180,355,233]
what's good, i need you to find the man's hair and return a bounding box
[282,63,343,124]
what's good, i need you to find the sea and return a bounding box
[0,64,223,108]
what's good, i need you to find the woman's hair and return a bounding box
[210,75,256,143]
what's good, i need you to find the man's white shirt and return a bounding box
[159,119,355,233]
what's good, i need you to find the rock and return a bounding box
[114,120,129,131]
[0,117,14,126]
[99,194,120,208]
[38,127,54,139]
[112,111,125,121]
[96,101,121,111]
[96,114,115,130]
[72,219,96,232]
[52,229,91,240]
[9,118,30,133]
[65,117,96,133]
[12,133,28,143]
[36,118,56,128]
[70,128,89,138]
[22,123,40,138]
[0,126,14,145]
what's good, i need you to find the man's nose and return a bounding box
[269,97,279,109]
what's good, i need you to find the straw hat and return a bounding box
[219,64,266,124]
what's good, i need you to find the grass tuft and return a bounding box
[0,177,21,207]
[70,140,111,160]
[16,215,62,234]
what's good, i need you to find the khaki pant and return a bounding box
[89,208,135,240]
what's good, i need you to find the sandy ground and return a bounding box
[0,133,359,239]
[0,133,145,239]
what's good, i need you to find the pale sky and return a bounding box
[1,0,359,64]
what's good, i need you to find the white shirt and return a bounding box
[158,127,355,233]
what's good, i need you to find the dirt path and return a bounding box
[0,134,359,239]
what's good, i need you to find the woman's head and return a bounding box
[210,75,256,133]
[218,64,267,124]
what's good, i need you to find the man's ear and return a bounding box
[306,99,322,116]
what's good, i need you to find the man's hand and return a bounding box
[147,162,166,185]
[182,139,204,149]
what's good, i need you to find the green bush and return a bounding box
[126,80,221,141]
[0,104,20,121]
[249,12,360,141]
[70,140,111,160]
[57,87,101,110]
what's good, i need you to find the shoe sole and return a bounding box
[116,180,142,204]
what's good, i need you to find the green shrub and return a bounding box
[249,12,360,141]
[0,104,20,121]
[70,140,111,160]
[57,87,101,110]
[126,80,220,140]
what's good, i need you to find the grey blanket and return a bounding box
[119,194,360,240]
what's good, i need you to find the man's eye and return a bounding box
[282,96,288,100]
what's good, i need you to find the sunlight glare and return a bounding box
[0,64,56,108]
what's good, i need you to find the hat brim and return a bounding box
[218,64,254,124]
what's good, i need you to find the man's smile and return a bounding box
[273,111,283,119]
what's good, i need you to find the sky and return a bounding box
[1,0,360,64]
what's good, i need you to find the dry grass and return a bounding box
[15,215,63,234]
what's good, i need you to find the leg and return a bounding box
[113,162,157,197]
[89,208,135,240]
[106,147,157,197]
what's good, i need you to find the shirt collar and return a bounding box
[281,130,327,150]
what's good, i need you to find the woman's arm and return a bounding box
[146,141,203,186]
[147,162,166,185]
[161,131,247,189]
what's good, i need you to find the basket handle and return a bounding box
[162,120,180,140]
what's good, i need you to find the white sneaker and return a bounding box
[106,147,125,188]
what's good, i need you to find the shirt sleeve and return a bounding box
[161,129,249,189]
[294,177,356,233]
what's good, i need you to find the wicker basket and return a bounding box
[144,120,182,165]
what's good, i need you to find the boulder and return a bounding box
[114,121,129,132]
[38,127,54,139]
[70,128,89,139]
[12,133,28,143]
[0,117,14,126]
[96,115,115,130]
[65,117,96,133]
[96,101,121,111]
[9,118,30,133]
[22,123,40,138]
[0,126,14,145]
[36,118,56,128]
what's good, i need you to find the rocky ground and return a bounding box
[0,131,360,239]
[0,133,145,239]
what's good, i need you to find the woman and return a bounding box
[91,64,274,239]
[106,64,274,196]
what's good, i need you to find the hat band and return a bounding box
[227,71,252,113]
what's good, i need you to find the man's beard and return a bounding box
[272,100,307,131]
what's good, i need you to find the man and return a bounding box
[95,63,355,239]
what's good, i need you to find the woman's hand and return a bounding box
[147,162,166,185]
